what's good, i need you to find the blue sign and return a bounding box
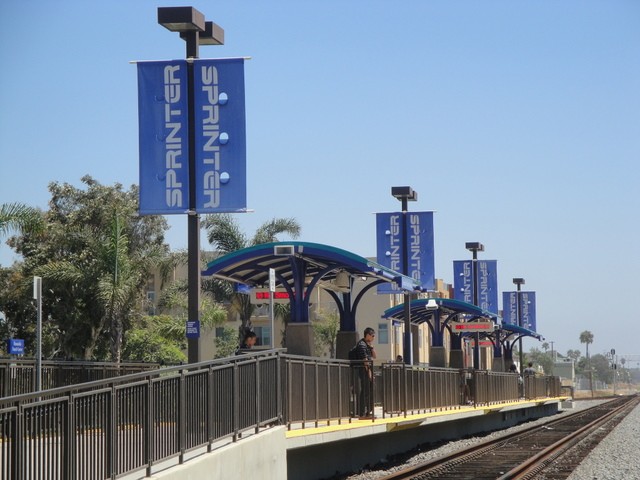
[194,59,247,213]
[7,338,25,355]
[453,260,498,314]
[186,320,200,339]
[137,61,190,215]
[376,211,434,293]
[502,291,537,331]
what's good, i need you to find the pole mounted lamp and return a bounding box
[513,277,525,372]
[391,186,417,365]
[465,242,484,369]
[158,6,224,364]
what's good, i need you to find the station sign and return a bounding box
[249,288,291,305]
[449,321,495,333]
[7,338,25,355]
[186,320,200,339]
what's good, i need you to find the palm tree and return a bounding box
[202,214,301,339]
[541,342,549,353]
[579,330,595,397]
[579,330,594,359]
[0,202,43,237]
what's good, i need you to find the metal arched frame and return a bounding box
[202,241,420,327]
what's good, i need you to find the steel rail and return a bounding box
[381,395,638,480]
[497,395,640,480]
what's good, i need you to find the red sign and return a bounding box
[450,321,494,332]
[250,288,291,304]
[254,291,290,300]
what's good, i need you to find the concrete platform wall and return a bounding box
[150,427,287,480]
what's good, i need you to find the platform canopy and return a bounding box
[382,298,499,325]
[202,241,420,291]
[499,322,542,341]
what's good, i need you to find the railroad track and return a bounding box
[382,395,639,480]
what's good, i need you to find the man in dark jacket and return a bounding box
[354,327,376,418]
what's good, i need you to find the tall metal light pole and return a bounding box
[465,242,484,369]
[158,7,224,363]
[513,277,525,372]
[33,276,42,392]
[391,186,417,365]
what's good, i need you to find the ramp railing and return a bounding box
[0,351,562,479]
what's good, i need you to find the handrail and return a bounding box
[0,351,561,480]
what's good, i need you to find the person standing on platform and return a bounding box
[524,362,536,375]
[354,327,377,419]
[236,330,257,354]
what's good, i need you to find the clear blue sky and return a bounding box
[1,1,639,363]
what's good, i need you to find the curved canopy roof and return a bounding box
[202,241,420,291]
[382,298,499,324]
[499,322,542,340]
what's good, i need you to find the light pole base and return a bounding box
[429,346,447,368]
[285,323,315,356]
[449,349,465,369]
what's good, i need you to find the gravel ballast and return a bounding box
[342,399,621,480]
[566,400,640,480]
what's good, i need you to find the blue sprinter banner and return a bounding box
[453,260,498,314]
[376,211,434,294]
[194,58,247,213]
[520,291,537,331]
[137,60,189,215]
[502,291,537,331]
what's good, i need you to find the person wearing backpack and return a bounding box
[351,327,377,419]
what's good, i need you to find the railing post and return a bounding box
[66,394,74,480]
[207,367,214,452]
[108,386,116,480]
[255,357,261,434]
[233,362,239,441]
[314,363,320,428]
[146,377,153,476]
[276,353,282,426]
[178,369,185,463]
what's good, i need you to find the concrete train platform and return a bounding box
[287,397,568,480]
[148,396,569,480]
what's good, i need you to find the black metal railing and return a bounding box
[0,351,561,479]
[0,359,161,397]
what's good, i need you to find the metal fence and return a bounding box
[0,351,561,479]
[0,359,161,397]
[524,373,561,400]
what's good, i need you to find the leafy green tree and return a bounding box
[526,347,553,375]
[312,310,339,358]
[214,326,238,358]
[591,353,613,385]
[274,303,292,347]
[202,214,300,339]
[122,316,186,364]
[566,349,581,363]
[3,176,169,360]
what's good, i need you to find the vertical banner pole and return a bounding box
[269,268,276,349]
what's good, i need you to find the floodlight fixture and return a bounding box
[158,6,206,32]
